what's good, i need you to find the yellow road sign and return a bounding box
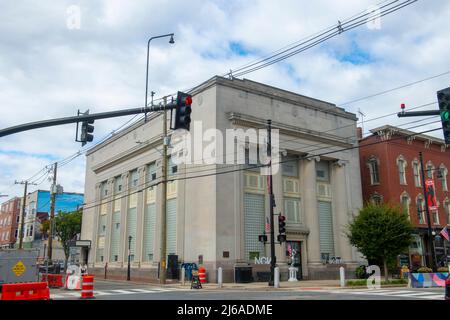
[12,260,26,277]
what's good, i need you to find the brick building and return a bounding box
[359,125,450,269]
[0,197,22,249]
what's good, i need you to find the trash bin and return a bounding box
[234,266,253,283]
[181,263,197,281]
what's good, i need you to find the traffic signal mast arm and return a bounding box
[0,104,173,138]
[398,110,441,117]
[398,87,450,145]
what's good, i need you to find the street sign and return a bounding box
[425,179,438,211]
[11,260,26,277]
[75,240,91,248]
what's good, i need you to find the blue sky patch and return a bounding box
[0,149,57,160]
[229,41,250,56]
[332,39,375,65]
[340,49,374,65]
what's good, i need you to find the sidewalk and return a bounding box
[195,279,342,291]
[90,278,407,291]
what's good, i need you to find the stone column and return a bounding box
[302,156,321,264]
[91,182,102,266]
[119,173,129,266]
[154,159,163,263]
[331,160,353,262]
[103,178,115,263]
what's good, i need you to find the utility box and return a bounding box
[0,249,39,285]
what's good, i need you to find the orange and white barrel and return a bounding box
[81,275,94,299]
[198,266,206,284]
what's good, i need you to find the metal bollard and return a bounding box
[445,277,450,301]
[339,266,345,288]
[274,267,280,288]
[181,267,185,286]
[218,267,223,288]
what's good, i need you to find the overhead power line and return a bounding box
[80,122,442,211]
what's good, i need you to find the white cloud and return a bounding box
[1,0,449,198]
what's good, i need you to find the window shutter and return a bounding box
[110,211,121,262]
[143,203,156,261]
[127,207,137,255]
[166,198,177,255]
[318,201,334,256]
[244,193,265,261]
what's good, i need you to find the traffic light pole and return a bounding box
[47,162,58,261]
[0,105,171,138]
[267,120,276,287]
[419,152,437,272]
[159,97,168,285]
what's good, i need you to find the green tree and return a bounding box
[53,210,82,268]
[39,219,51,238]
[346,203,413,282]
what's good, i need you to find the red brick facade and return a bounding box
[0,197,21,248]
[359,125,450,268]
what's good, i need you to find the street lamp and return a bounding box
[144,33,175,122]
[127,235,132,281]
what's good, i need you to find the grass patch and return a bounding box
[346,279,408,286]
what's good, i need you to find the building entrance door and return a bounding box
[286,241,302,280]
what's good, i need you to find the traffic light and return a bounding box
[258,234,267,243]
[437,87,450,144]
[174,91,192,130]
[80,119,94,146]
[278,214,286,235]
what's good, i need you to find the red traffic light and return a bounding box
[185,95,192,105]
[278,215,286,222]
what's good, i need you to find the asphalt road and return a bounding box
[50,280,446,300]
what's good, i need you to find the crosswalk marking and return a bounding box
[418,294,445,300]
[321,288,444,300]
[128,288,155,293]
[50,287,186,299]
[93,290,113,296]
[109,289,138,294]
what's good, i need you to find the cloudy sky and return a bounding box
[0,0,449,199]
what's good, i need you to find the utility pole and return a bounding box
[47,162,58,261]
[419,152,436,272]
[159,97,168,284]
[14,181,37,249]
[267,119,276,286]
[15,180,37,249]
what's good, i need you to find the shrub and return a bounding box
[346,279,407,287]
[355,265,367,279]
[416,267,433,273]
[437,267,449,273]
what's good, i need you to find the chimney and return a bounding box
[357,127,363,140]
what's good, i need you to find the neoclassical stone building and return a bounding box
[81,76,364,282]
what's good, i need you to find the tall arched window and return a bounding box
[366,156,380,185]
[397,155,407,185]
[438,165,448,192]
[400,192,411,219]
[416,194,425,224]
[371,193,383,205]
[444,198,450,225]
[412,160,421,187]
[426,161,434,179]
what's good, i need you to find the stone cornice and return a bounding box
[228,112,354,148]
[91,134,163,174]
